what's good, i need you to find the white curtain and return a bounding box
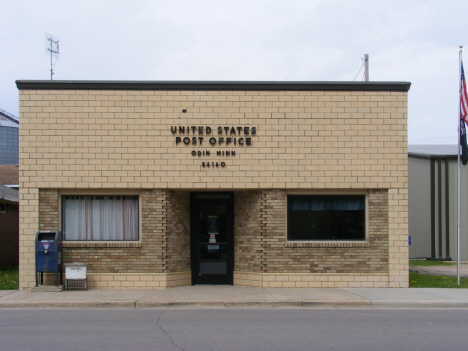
[63,196,138,241]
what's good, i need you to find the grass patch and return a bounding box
[409,272,468,288]
[409,259,456,267]
[0,266,19,290]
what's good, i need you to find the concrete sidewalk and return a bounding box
[1,286,468,309]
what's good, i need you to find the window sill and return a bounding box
[63,241,142,248]
[285,241,370,248]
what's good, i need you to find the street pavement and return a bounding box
[1,264,467,309]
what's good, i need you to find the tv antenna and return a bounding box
[45,33,59,80]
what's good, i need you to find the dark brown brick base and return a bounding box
[38,188,389,288]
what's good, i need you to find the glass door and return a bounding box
[190,193,233,285]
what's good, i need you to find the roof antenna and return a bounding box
[353,55,369,81]
[45,33,59,80]
[364,54,369,81]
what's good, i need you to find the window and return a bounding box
[0,203,6,213]
[287,195,365,241]
[62,195,139,241]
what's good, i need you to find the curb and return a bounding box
[370,300,468,309]
[302,300,372,308]
[2,300,468,309]
[136,301,227,308]
[0,299,368,309]
[0,301,137,308]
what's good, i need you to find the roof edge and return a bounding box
[16,80,411,92]
[0,108,19,123]
[409,153,458,160]
[0,194,19,203]
[0,184,19,203]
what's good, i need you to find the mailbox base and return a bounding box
[32,285,64,292]
[65,279,87,291]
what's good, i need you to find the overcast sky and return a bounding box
[1,0,466,144]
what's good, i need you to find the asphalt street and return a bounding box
[1,308,467,351]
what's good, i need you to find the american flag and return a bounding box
[460,61,468,165]
[462,62,468,123]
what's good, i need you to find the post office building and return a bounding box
[16,80,411,289]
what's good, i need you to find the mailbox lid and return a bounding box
[36,231,62,243]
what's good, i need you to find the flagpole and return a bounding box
[458,46,463,285]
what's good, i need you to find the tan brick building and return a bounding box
[16,81,410,289]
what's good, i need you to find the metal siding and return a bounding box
[0,126,19,165]
[453,160,468,260]
[410,156,468,261]
[408,157,432,258]
[462,163,468,260]
[447,159,459,260]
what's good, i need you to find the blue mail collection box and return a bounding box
[35,231,63,286]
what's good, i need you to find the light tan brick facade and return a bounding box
[17,81,410,289]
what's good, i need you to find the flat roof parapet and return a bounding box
[16,80,411,92]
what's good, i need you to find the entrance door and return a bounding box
[190,192,234,285]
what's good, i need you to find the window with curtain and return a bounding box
[62,195,139,241]
[287,195,365,241]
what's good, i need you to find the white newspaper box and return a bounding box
[64,263,87,290]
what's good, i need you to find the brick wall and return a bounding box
[18,85,409,288]
[35,188,390,272]
[37,189,168,274]
[65,190,166,273]
[258,189,388,274]
[18,89,408,190]
[35,189,192,280]
[234,191,263,272]
[231,189,389,281]
[39,189,59,231]
[166,190,191,273]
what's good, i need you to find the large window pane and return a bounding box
[287,195,365,241]
[62,196,139,241]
